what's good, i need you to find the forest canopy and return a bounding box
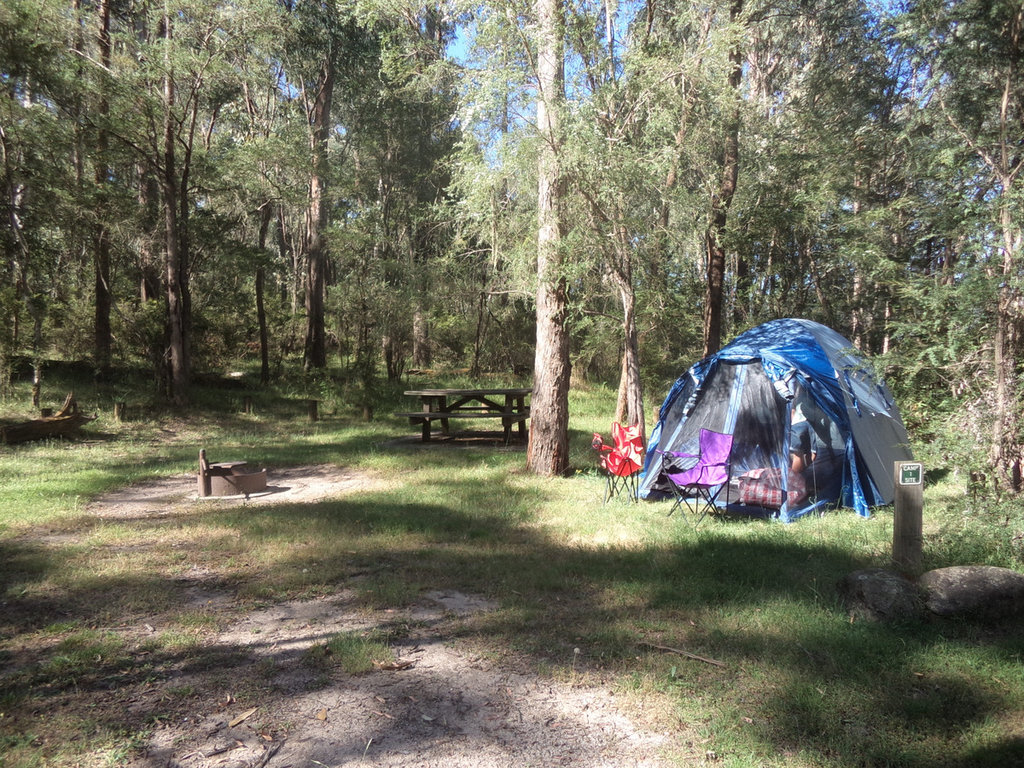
[1,0,1022,483]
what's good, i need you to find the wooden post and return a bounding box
[242,395,253,415]
[306,399,319,422]
[893,460,924,574]
[198,448,211,497]
[113,401,126,422]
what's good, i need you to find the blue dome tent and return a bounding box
[639,319,913,521]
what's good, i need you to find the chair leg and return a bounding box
[667,483,718,525]
[605,473,623,504]
[693,485,723,525]
[694,494,711,525]
[667,488,687,516]
[604,472,640,503]
[627,473,638,502]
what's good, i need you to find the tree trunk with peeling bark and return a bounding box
[527,0,571,477]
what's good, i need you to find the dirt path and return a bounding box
[137,592,675,768]
[89,464,390,518]
[85,468,685,768]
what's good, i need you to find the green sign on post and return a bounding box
[899,462,923,486]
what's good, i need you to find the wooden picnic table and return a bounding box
[396,387,532,443]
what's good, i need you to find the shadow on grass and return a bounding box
[2,466,1023,768]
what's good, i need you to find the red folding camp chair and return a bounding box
[593,422,645,502]
[662,428,733,523]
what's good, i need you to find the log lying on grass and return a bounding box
[0,393,96,445]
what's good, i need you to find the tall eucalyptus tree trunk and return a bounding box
[608,222,644,437]
[702,0,743,357]
[93,0,113,380]
[988,5,1024,490]
[527,0,571,476]
[303,42,335,372]
[612,288,644,436]
[257,202,273,385]
[161,8,189,405]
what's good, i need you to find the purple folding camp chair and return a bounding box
[663,429,733,523]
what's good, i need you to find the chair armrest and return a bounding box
[662,451,699,473]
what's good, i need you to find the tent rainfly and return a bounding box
[639,318,913,521]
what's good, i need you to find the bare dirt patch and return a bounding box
[136,593,677,768]
[80,469,685,767]
[88,464,389,519]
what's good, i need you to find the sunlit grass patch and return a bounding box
[356,572,419,609]
[303,630,394,675]
[38,629,130,679]
[142,628,202,653]
[0,726,148,768]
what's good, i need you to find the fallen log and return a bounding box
[0,393,96,445]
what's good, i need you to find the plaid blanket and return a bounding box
[737,467,807,510]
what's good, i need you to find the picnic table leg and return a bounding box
[419,397,435,441]
[515,394,528,440]
[438,395,450,436]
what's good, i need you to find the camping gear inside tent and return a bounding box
[639,318,913,521]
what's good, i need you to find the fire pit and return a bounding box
[198,449,267,498]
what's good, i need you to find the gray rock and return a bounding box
[836,568,926,623]
[919,565,1024,620]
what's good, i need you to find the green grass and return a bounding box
[302,630,395,674]
[1,372,1023,767]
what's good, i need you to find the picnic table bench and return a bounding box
[396,387,531,443]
